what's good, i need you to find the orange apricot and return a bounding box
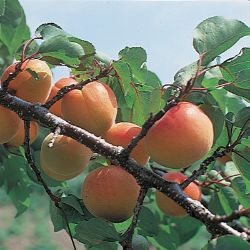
[82,165,140,223]
[156,172,201,217]
[0,106,21,144]
[48,77,77,117]
[40,133,92,181]
[145,102,214,168]
[61,81,117,136]
[1,59,52,103]
[103,122,149,166]
[7,121,39,147]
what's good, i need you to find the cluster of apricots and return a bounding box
[0,59,215,222]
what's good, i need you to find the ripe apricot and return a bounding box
[40,133,92,181]
[48,77,77,117]
[0,106,21,144]
[103,122,149,166]
[7,121,39,147]
[82,165,140,223]
[61,81,117,136]
[145,102,213,168]
[156,172,201,217]
[1,59,52,103]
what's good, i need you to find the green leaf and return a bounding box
[0,0,30,56]
[200,104,225,142]
[75,218,120,245]
[233,146,250,193]
[89,242,118,250]
[193,16,250,65]
[234,107,250,128]
[0,0,5,16]
[119,47,147,69]
[35,22,67,39]
[221,48,250,89]
[61,195,84,215]
[174,61,203,86]
[225,85,250,102]
[39,35,85,66]
[112,60,134,109]
[49,201,64,232]
[217,187,239,214]
[137,206,160,237]
[231,177,250,208]
[202,235,250,250]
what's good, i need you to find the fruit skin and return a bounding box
[40,133,92,181]
[82,165,140,223]
[0,106,21,144]
[61,81,117,136]
[1,59,52,103]
[145,102,214,168]
[48,77,77,117]
[7,121,39,147]
[103,122,149,166]
[156,172,201,217]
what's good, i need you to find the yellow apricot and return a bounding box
[82,165,140,223]
[7,121,39,147]
[40,133,92,181]
[48,77,77,117]
[156,172,201,217]
[103,122,149,166]
[1,59,52,103]
[145,102,214,168]
[61,81,117,136]
[0,106,21,144]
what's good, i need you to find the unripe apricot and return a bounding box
[145,102,213,168]
[82,166,140,223]
[0,106,21,144]
[7,121,39,147]
[2,59,52,103]
[61,81,117,136]
[104,122,149,166]
[40,134,92,181]
[48,77,77,117]
[156,172,201,217]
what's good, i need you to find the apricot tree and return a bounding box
[0,1,250,250]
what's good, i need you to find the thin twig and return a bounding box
[121,188,148,249]
[212,208,250,223]
[23,120,76,250]
[43,66,112,110]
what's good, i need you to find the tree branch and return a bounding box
[0,91,249,241]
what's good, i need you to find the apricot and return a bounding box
[103,122,149,166]
[48,77,77,117]
[40,133,92,181]
[82,165,140,223]
[156,172,201,217]
[1,59,52,103]
[0,106,21,144]
[145,102,214,168]
[7,121,39,147]
[61,81,117,136]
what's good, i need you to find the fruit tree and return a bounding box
[0,1,250,250]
